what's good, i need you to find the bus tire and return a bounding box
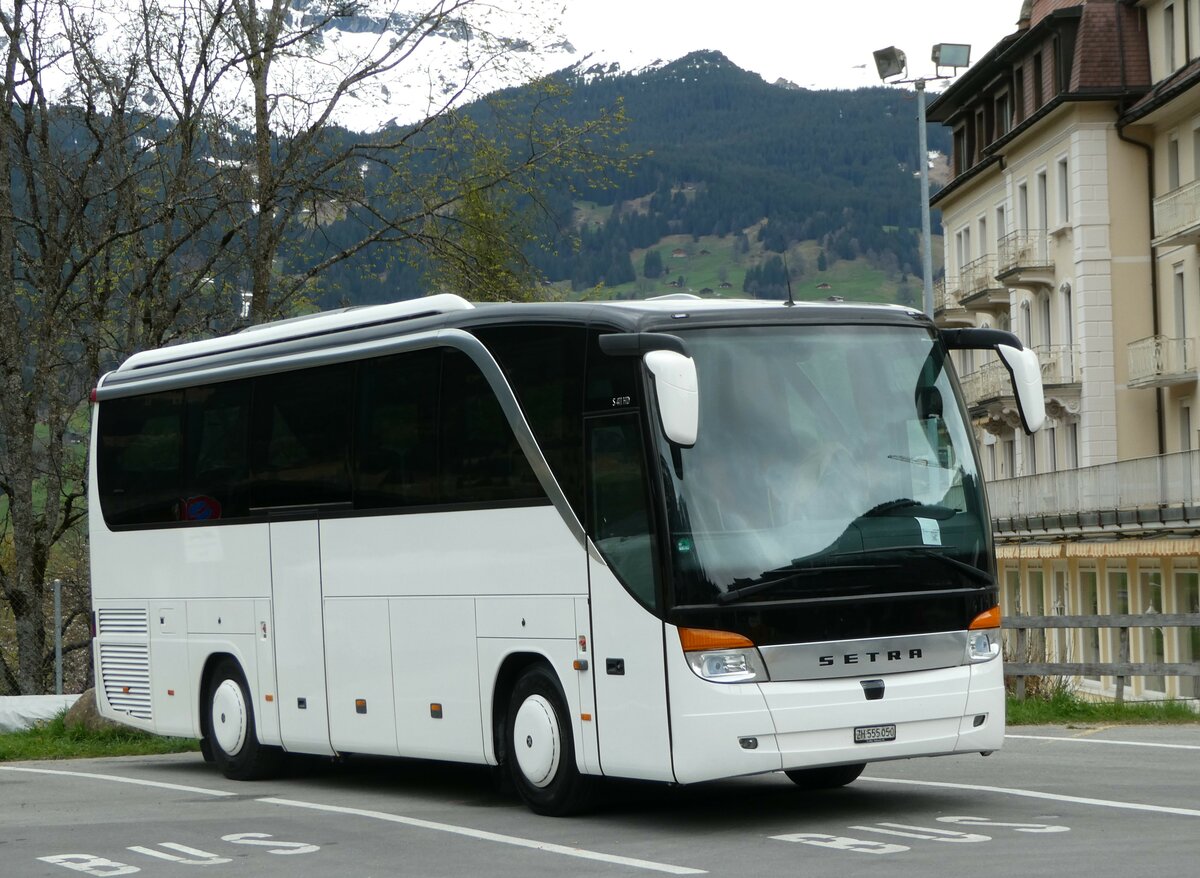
[505,665,594,816]
[204,657,284,781]
[784,762,866,790]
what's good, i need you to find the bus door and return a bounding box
[269,519,335,756]
[585,414,674,782]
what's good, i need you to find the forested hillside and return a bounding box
[518,51,950,299]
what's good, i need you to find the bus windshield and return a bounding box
[659,323,991,608]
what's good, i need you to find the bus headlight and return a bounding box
[678,627,769,683]
[966,606,1002,663]
[966,630,1000,663]
[685,649,768,682]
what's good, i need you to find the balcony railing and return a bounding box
[934,276,961,312]
[1153,179,1200,245]
[987,450,1200,519]
[960,255,1001,298]
[1127,335,1198,388]
[959,344,1080,409]
[1035,344,1081,386]
[997,230,1052,276]
[958,360,1011,407]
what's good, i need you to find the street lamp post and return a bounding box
[873,44,971,318]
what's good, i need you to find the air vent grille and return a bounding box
[97,607,149,637]
[98,643,152,721]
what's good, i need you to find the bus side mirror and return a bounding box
[645,350,698,447]
[997,344,1045,434]
[940,327,1045,435]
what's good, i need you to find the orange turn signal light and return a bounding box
[678,627,754,652]
[969,606,1002,630]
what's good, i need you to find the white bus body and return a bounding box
[89,295,1039,814]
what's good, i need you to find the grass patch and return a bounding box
[0,712,199,762]
[1007,691,1200,725]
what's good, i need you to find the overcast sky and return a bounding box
[559,1,1024,90]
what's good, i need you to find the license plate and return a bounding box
[854,723,897,743]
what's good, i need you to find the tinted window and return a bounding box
[586,330,642,413]
[355,349,440,509]
[182,381,251,521]
[251,364,354,509]
[440,350,543,504]
[474,325,586,517]
[97,391,184,526]
[588,416,659,608]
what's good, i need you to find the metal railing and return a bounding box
[1127,335,1198,387]
[958,344,1079,409]
[960,254,1001,297]
[997,230,1051,274]
[1034,343,1081,385]
[1153,178,1200,242]
[1004,613,1200,703]
[987,449,1200,518]
[934,276,962,313]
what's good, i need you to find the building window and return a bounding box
[1036,170,1048,230]
[954,126,969,175]
[995,91,1011,136]
[996,204,1008,240]
[1014,69,1025,123]
[1057,157,1070,225]
[1032,52,1044,107]
[1025,432,1038,475]
[1017,182,1029,231]
[1066,422,1079,469]
[975,109,987,162]
[1169,132,1181,191]
[1080,567,1101,681]
[1140,568,1166,693]
[1003,437,1016,478]
[1166,2,1178,72]
[1045,426,1057,472]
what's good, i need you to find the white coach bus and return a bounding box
[88,294,1044,815]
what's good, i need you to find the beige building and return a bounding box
[929,0,1198,701]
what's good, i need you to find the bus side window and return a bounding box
[97,390,184,526]
[354,349,440,509]
[184,381,251,520]
[587,416,659,609]
[440,350,543,505]
[251,364,354,509]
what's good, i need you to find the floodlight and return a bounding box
[932,43,971,70]
[873,46,907,81]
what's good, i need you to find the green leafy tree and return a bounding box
[643,249,664,278]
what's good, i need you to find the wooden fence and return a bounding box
[1002,613,1200,702]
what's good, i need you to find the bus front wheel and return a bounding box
[204,657,284,781]
[505,665,594,816]
[784,762,866,790]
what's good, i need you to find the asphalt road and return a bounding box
[2,724,1197,877]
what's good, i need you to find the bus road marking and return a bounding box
[256,796,707,875]
[860,776,1200,818]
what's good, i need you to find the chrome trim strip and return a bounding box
[759,630,969,681]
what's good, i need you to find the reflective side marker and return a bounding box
[430,703,443,719]
[167,689,175,697]
[581,713,592,722]
[355,699,367,715]
[265,694,274,703]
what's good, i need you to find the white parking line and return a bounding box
[257,797,707,875]
[0,765,237,797]
[1006,734,1200,751]
[860,776,1200,818]
[0,765,705,875]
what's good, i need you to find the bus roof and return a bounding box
[107,293,926,381]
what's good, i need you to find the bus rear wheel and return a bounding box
[505,665,595,816]
[784,763,866,790]
[205,657,284,781]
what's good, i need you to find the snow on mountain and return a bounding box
[31,0,578,132]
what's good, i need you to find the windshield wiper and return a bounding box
[714,546,992,605]
[715,563,888,605]
[829,545,994,585]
